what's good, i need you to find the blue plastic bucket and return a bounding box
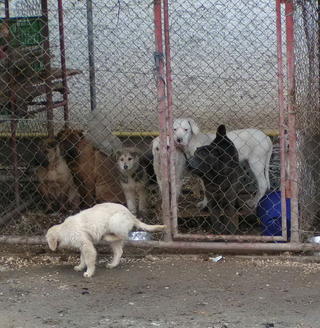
[256,191,291,238]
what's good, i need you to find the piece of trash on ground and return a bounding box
[209,255,223,262]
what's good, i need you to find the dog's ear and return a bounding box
[46,233,58,251]
[131,148,142,158]
[216,124,227,137]
[115,148,123,160]
[188,119,200,135]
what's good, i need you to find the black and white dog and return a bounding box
[173,118,273,208]
[187,125,241,234]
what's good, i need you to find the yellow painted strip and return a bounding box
[112,129,279,137]
[0,132,48,138]
[0,129,279,138]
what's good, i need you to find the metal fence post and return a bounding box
[276,0,288,240]
[163,0,178,236]
[86,0,96,113]
[154,0,172,241]
[57,0,69,125]
[285,0,299,242]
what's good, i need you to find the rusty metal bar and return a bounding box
[0,236,319,253]
[163,0,178,237]
[28,100,67,106]
[276,0,288,241]
[57,0,69,125]
[285,0,299,242]
[10,118,20,207]
[154,0,171,241]
[41,0,54,137]
[4,0,20,207]
[27,100,67,116]
[173,233,286,242]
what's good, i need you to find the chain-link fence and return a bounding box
[0,0,319,251]
[294,0,320,240]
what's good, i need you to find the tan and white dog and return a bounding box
[152,136,186,200]
[117,147,148,216]
[36,138,80,212]
[173,118,273,208]
[46,203,165,278]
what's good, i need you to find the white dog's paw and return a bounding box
[74,265,84,272]
[106,263,118,269]
[83,271,94,278]
[197,198,208,210]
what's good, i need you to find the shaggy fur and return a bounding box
[173,118,273,208]
[35,138,80,212]
[152,136,186,200]
[187,125,241,234]
[46,202,165,277]
[56,128,125,208]
[117,147,149,216]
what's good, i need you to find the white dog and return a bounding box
[173,118,273,208]
[46,203,165,278]
[152,136,186,200]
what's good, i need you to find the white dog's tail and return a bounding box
[133,217,166,232]
[265,138,273,190]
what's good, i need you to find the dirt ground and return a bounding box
[1,246,320,328]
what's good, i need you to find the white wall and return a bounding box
[11,0,280,133]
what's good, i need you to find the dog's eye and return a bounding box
[128,157,132,161]
[184,128,188,132]
[120,158,124,161]
[173,128,177,131]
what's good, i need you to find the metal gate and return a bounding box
[0,0,320,253]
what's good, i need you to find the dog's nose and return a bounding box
[177,138,182,143]
[124,164,128,170]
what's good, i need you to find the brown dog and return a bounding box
[35,138,80,212]
[56,128,125,208]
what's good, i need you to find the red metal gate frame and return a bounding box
[154,0,299,245]
[0,0,308,253]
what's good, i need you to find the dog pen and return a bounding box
[0,0,320,253]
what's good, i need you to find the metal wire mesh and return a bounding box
[294,0,320,239]
[0,0,318,248]
[163,1,283,240]
[0,0,163,240]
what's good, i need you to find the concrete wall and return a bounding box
[11,0,280,133]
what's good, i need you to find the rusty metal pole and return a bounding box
[5,0,20,207]
[276,0,288,240]
[285,0,299,243]
[154,0,171,241]
[163,0,178,237]
[41,0,54,137]
[57,0,69,126]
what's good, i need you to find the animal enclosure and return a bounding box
[0,0,319,252]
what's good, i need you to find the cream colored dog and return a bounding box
[152,136,186,200]
[46,203,165,278]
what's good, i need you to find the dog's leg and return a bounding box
[68,187,80,211]
[247,159,268,208]
[137,183,147,216]
[106,239,124,269]
[196,179,208,210]
[123,189,137,215]
[81,241,97,278]
[74,252,86,272]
